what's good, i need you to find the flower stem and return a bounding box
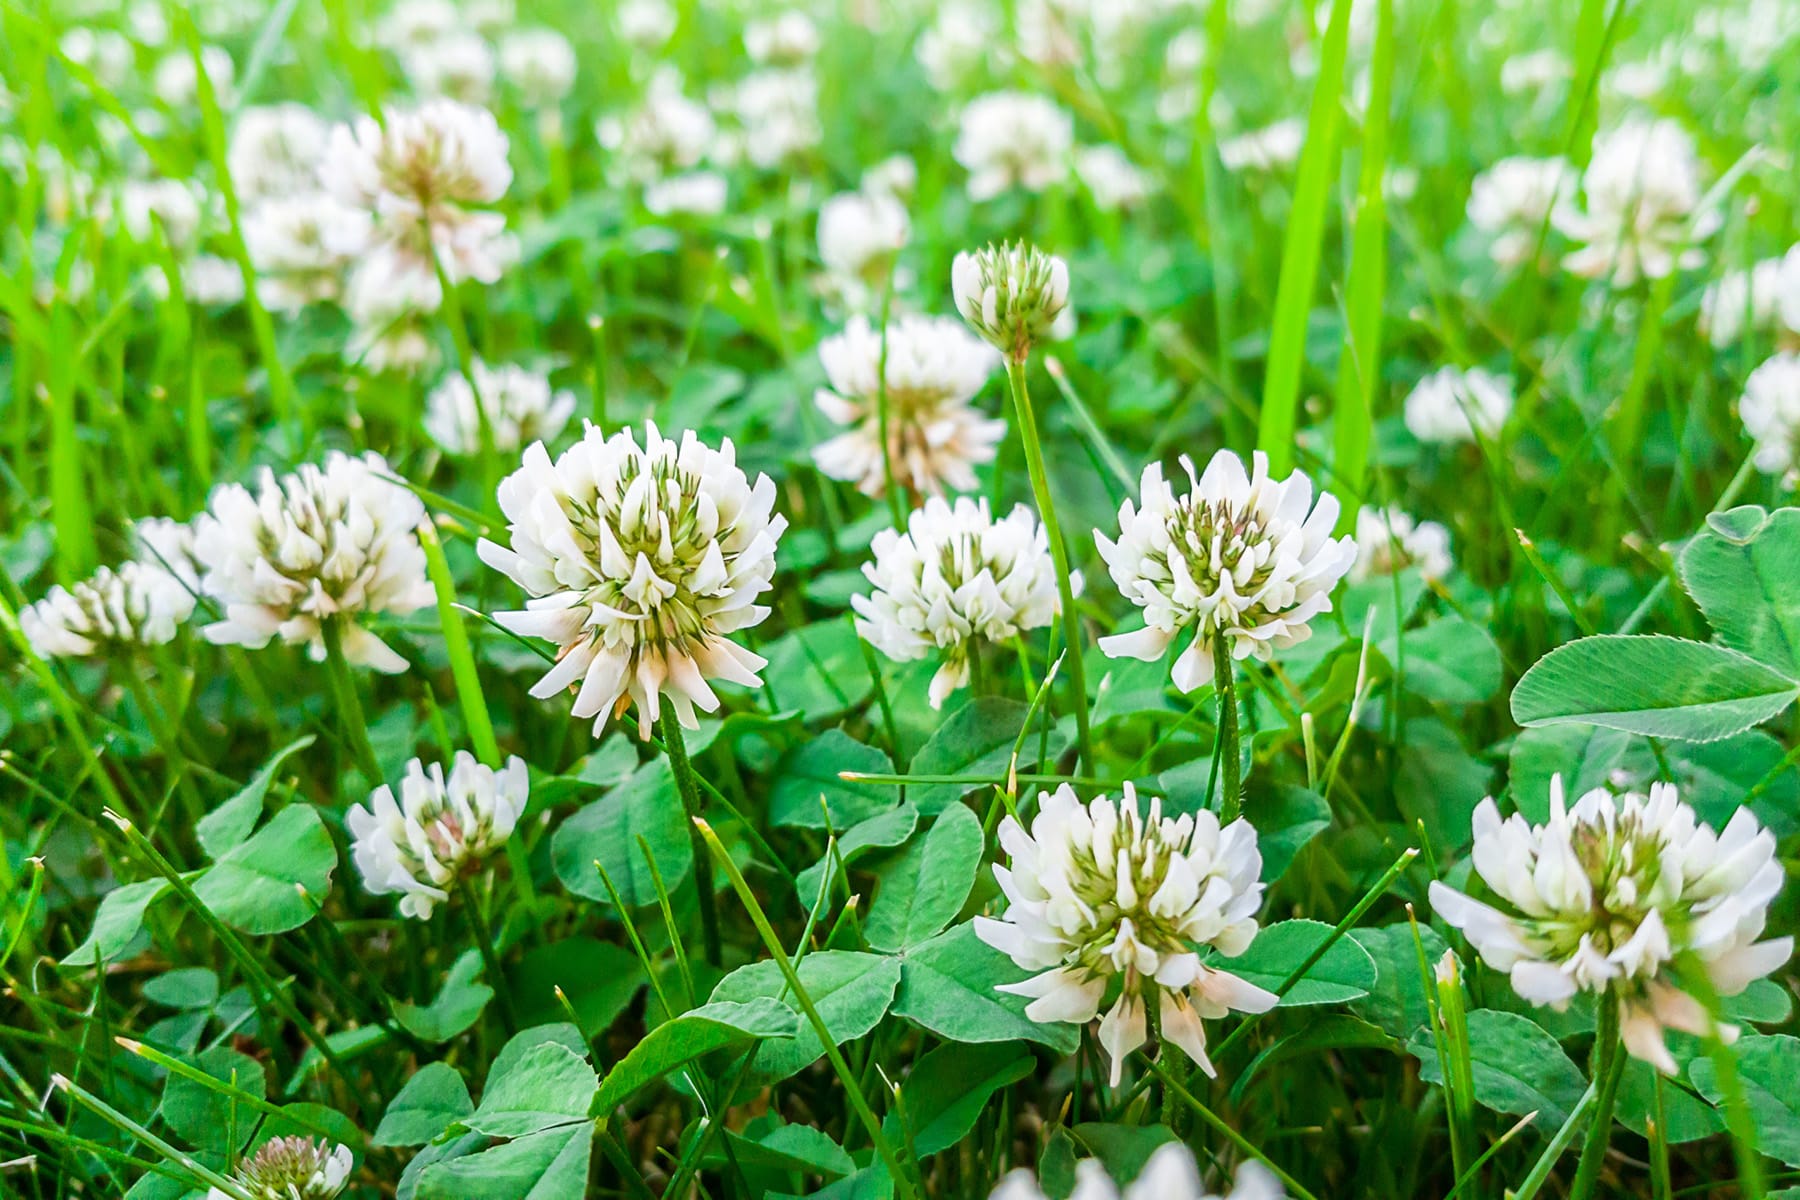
[1213,637,1241,822]
[1570,996,1628,1200]
[1005,358,1093,772]
[455,874,518,1035]
[658,712,722,967]
[874,270,907,529]
[320,619,383,786]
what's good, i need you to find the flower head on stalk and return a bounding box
[347,753,528,920]
[976,783,1277,1085]
[951,241,1070,362]
[424,359,577,456]
[20,562,195,660]
[1349,505,1453,583]
[1738,352,1800,487]
[206,1137,352,1200]
[854,496,1069,708]
[192,451,434,672]
[1096,450,1355,692]
[991,1144,1285,1200]
[813,313,1003,498]
[478,422,785,738]
[1429,778,1792,1073]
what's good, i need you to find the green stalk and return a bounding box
[1511,1078,1600,1200]
[1569,997,1628,1200]
[1213,637,1241,822]
[658,713,721,966]
[1005,359,1093,772]
[454,875,518,1035]
[320,619,384,786]
[53,1074,252,1200]
[693,818,918,1200]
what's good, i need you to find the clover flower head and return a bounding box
[1554,118,1720,286]
[1077,144,1151,211]
[1403,365,1514,445]
[1350,506,1453,583]
[1429,779,1792,1074]
[817,190,909,297]
[192,451,434,672]
[744,11,819,65]
[1699,256,1788,348]
[20,562,195,660]
[244,193,370,313]
[348,753,528,920]
[855,497,1068,708]
[499,29,577,107]
[917,2,999,91]
[862,154,918,199]
[977,783,1277,1085]
[597,69,715,183]
[425,359,577,457]
[133,516,204,592]
[644,170,728,217]
[61,29,134,89]
[207,1137,351,1200]
[951,241,1071,360]
[813,313,1004,498]
[321,99,513,287]
[992,1145,1285,1200]
[375,0,459,51]
[153,45,234,108]
[1097,450,1355,693]
[1218,118,1305,172]
[478,422,786,739]
[730,69,822,168]
[402,32,498,104]
[1466,156,1577,269]
[116,177,204,251]
[229,103,331,201]
[954,91,1073,201]
[1739,352,1800,486]
[617,0,677,49]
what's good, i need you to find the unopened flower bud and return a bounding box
[951,242,1070,361]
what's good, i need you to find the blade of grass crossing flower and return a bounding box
[52,1074,253,1200]
[1564,0,1611,166]
[1255,0,1353,472]
[230,0,303,113]
[1042,359,1134,494]
[115,1039,341,1143]
[1510,1078,1600,1200]
[1145,1059,1321,1200]
[692,818,919,1200]
[418,521,501,766]
[1441,1111,1536,1200]
[1330,0,1393,530]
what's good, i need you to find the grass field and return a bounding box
[3,0,1800,1197]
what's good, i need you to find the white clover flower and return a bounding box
[1555,118,1720,287]
[951,242,1071,361]
[617,0,677,49]
[597,70,715,183]
[813,313,1004,498]
[181,254,245,306]
[1217,118,1305,172]
[153,45,234,108]
[1429,780,1792,1074]
[321,99,513,289]
[478,422,786,738]
[854,497,1067,708]
[375,0,458,51]
[1077,144,1152,211]
[402,32,497,104]
[954,91,1073,201]
[916,2,998,91]
[133,516,204,592]
[1157,29,1208,122]
[424,360,577,456]
[498,29,577,107]
[348,752,528,920]
[61,29,134,90]
[1015,0,1082,69]
[862,154,917,199]
[1740,352,1800,486]
[992,1147,1284,1200]
[1466,156,1577,270]
[1779,247,1800,338]
[644,170,728,218]
[228,103,331,201]
[731,69,822,168]
[206,1137,352,1200]
[1700,257,1788,348]
[193,451,434,672]
[977,783,1277,1085]
[20,562,195,660]
[1500,48,1571,96]
[817,190,909,304]
[1403,366,1514,445]
[744,11,819,64]
[1350,506,1453,583]
[1097,450,1355,693]
[344,254,445,374]
[244,193,369,313]
[116,178,204,251]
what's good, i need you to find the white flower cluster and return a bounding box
[726,69,823,170]
[424,360,577,456]
[854,497,1067,708]
[744,11,819,65]
[1097,450,1356,692]
[479,423,786,738]
[497,29,578,108]
[206,1137,352,1200]
[1403,366,1514,445]
[977,783,1277,1085]
[193,451,434,673]
[1466,156,1576,270]
[598,69,726,213]
[1218,118,1305,173]
[917,2,998,92]
[1740,352,1800,486]
[1554,118,1719,286]
[816,189,910,310]
[1349,506,1454,584]
[951,242,1072,360]
[1077,145,1152,211]
[1700,248,1800,348]
[229,104,331,202]
[955,92,1073,201]
[993,1145,1284,1200]
[1430,780,1792,1073]
[813,314,1004,498]
[348,752,529,920]
[20,562,195,660]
